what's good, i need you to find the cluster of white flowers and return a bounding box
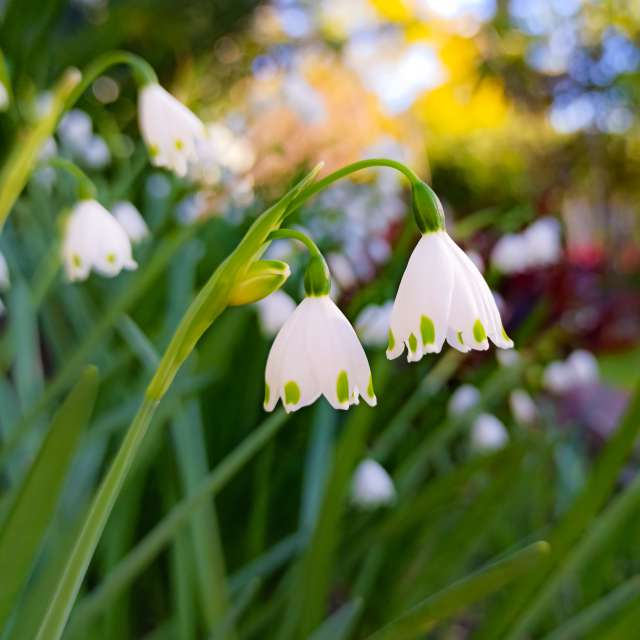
[543,349,599,394]
[57,109,111,170]
[491,217,562,274]
[62,200,138,282]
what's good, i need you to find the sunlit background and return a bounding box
[1,0,640,638]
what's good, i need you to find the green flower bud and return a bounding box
[303,255,331,297]
[411,180,446,234]
[229,260,291,306]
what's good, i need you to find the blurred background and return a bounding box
[1,0,640,638]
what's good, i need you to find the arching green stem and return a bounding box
[47,157,97,200]
[289,158,421,211]
[268,228,324,260]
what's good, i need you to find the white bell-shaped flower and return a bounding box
[470,413,509,452]
[351,459,396,509]
[256,289,296,337]
[264,295,376,413]
[112,201,150,244]
[62,200,137,282]
[138,83,206,177]
[387,230,513,362]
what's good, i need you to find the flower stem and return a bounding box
[268,228,324,260]
[290,158,421,211]
[48,157,97,200]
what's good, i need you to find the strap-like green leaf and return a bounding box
[0,365,99,629]
[366,541,550,640]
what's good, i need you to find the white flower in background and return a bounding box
[282,73,327,124]
[81,135,111,169]
[112,201,150,244]
[0,251,10,291]
[351,459,396,509]
[38,137,58,163]
[491,233,530,274]
[543,350,599,394]
[0,81,8,111]
[524,217,562,266]
[0,297,4,316]
[543,360,574,394]
[387,230,513,362]
[509,389,537,425]
[566,349,599,386]
[327,252,357,291]
[264,295,376,412]
[139,83,206,177]
[470,413,509,452]
[62,200,137,281]
[256,289,296,337]
[58,109,93,151]
[491,217,562,274]
[448,383,481,417]
[496,348,521,368]
[355,301,394,348]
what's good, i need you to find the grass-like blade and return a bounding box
[366,541,550,640]
[0,366,98,629]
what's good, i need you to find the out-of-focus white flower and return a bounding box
[510,389,537,425]
[0,81,8,111]
[38,137,58,163]
[0,297,5,316]
[256,289,296,337]
[355,301,394,348]
[543,360,574,394]
[176,192,208,225]
[351,459,396,508]
[491,217,562,274]
[448,383,481,417]
[112,201,149,244]
[138,83,206,177]
[524,217,562,266]
[58,109,93,151]
[62,200,137,281]
[566,350,599,386]
[0,251,10,291]
[470,413,509,452]
[496,348,521,368]
[327,252,357,291]
[264,295,376,412]
[81,135,111,169]
[387,230,513,362]
[543,350,599,394]
[145,173,172,199]
[491,233,531,274]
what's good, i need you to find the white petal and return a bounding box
[388,231,454,362]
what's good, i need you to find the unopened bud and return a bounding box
[411,180,445,234]
[229,260,291,306]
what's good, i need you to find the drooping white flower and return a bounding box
[490,233,531,274]
[470,413,508,452]
[264,295,376,412]
[81,135,111,169]
[509,389,537,425]
[58,109,93,151]
[387,230,513,362]
[62,200,137,281]
[0,251,9,291]
[112,201,150,244]
[351,459,396,509]
[447,383,481,417]
[355,301,394,348]
[256,290,297,337]
[138,83,206,177]
[524,217,562,266]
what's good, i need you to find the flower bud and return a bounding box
[229,260,291,306]
[411,180,445,234]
